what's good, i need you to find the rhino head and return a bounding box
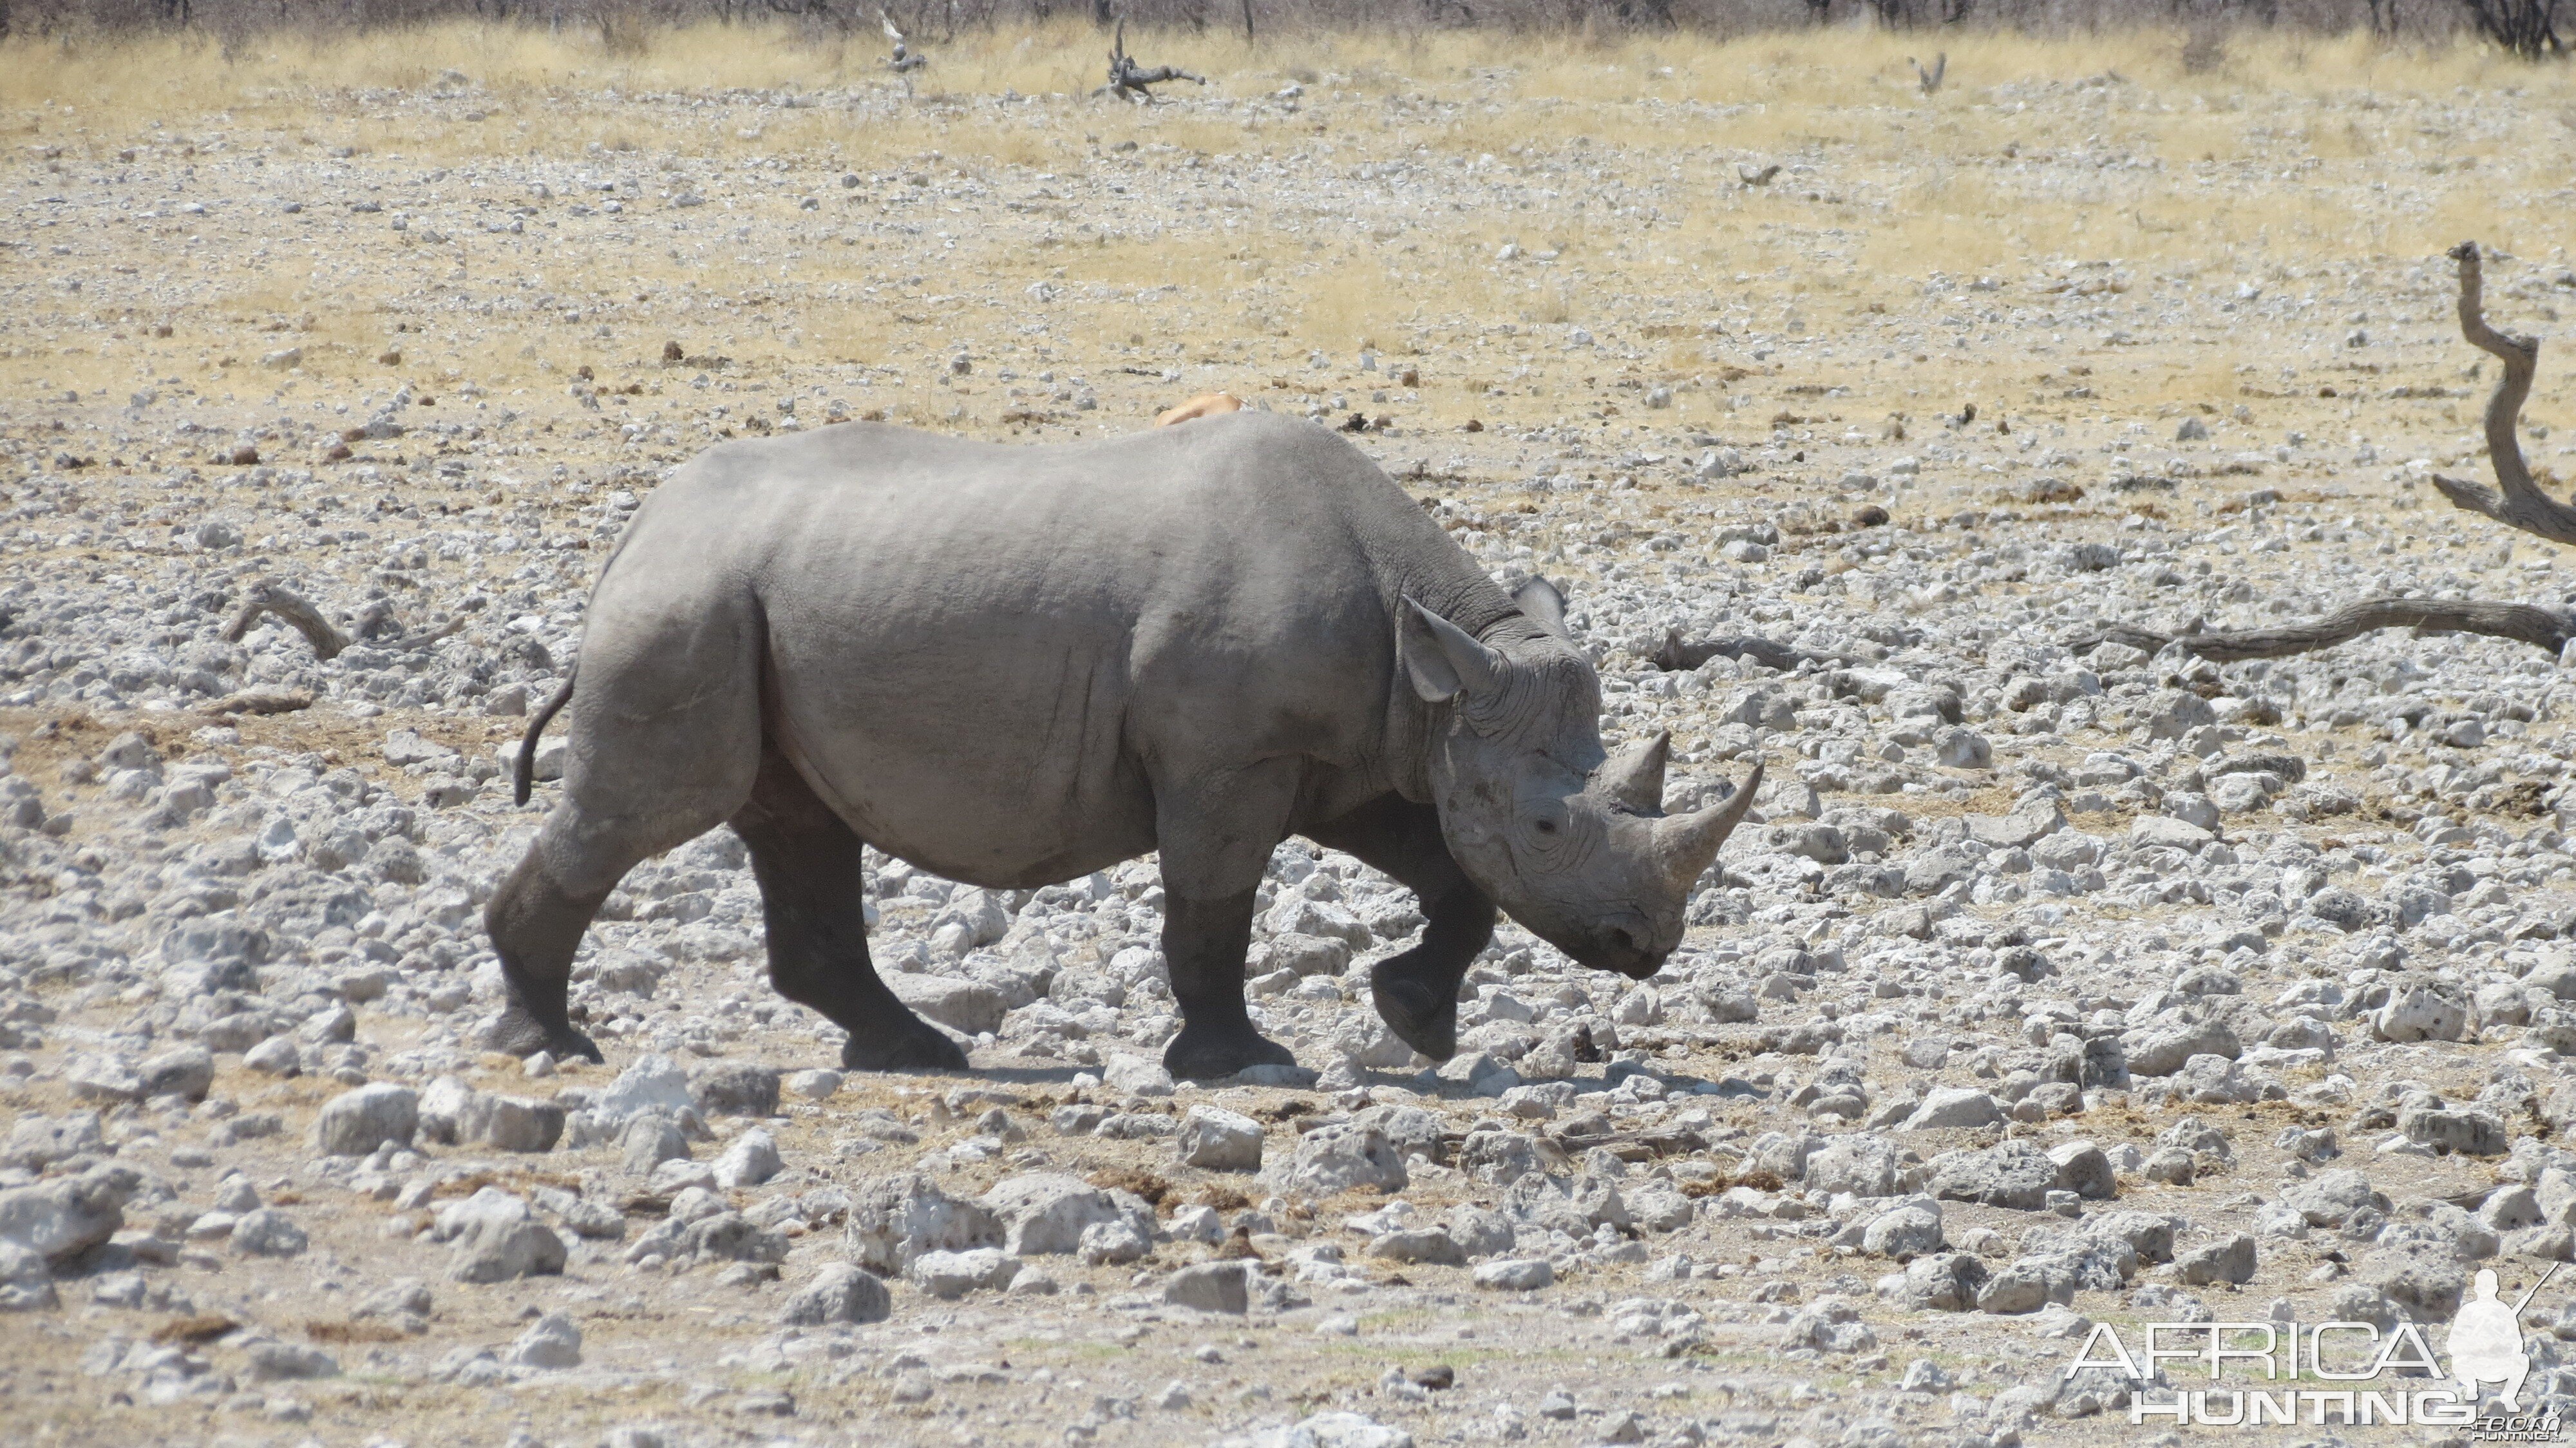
[1398,579,1761,980]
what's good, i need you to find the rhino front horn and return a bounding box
[1658,759,1764,890]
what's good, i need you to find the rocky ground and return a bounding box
[13,27,2576,1448]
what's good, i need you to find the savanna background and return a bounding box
[11,2,2576,1445]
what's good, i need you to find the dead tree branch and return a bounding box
[2072,240,2576,667]
[2431,240,2576,544]
[1102,20,1205,101]
[222,580,466,660]
[2065,598,2576,663]
[1652,627,1826,674]
[1912,52,1947,93]
[223,580,351,660]
[882,6,925,71]
[207,687,313,716]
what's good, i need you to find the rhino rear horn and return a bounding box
[1399,598,1506,704]
[1513,576,1571,641]
[1657,759,1764,890]
[1595,730,1671,812]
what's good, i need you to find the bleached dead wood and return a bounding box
[1651,627,1823,674]
[222,579,465,660]
[882,7,926,72]
[2431,241,2576,545]
[1102,21,1205,102]
[207,687,313,716]
[2081,241,2576,665]
[2067,598,2576,662]
[222,580,351,660]
[2071,241,2576,665]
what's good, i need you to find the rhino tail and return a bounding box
[513,670,577,806]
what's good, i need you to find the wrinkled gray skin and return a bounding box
[484,411,1759,1080]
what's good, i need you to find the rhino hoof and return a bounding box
[1368,965,1459,1063]
[1163,1027,1294,1083]
[842,1024,970,1073]
[480,1007,604,1063]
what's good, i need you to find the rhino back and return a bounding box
[596,413,1497,884]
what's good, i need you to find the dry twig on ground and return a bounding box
[1651,627,1823,674]
[2065,598,2576,662]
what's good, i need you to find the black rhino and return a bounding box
[485,411,1756,1080]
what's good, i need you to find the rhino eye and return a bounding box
[1534,819,1558,835]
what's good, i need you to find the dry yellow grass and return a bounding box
[8,19,2573,434]
[1,19,2540,254]
[12,20,2569,131]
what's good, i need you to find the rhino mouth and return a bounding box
[1586,938,1670,980]
[1542,918,1671,980]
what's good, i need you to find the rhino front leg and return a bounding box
[1305,794,1495,1063]
[1159,890,1295,1080]
[730,746,968,1073]
[1155,763,1301,1082]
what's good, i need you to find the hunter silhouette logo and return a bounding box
[2449,1263,2558,1412]
[2070,1262,2566,1431]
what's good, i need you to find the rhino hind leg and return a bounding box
[730,745,969,1074]
[1305,794,1497,1064]
[485,600,766,1063]
[482,852,612,1063]
[485,791,756,1062]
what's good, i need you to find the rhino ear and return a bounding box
[1513,576,1571,641]
[1400,598,1506,704]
